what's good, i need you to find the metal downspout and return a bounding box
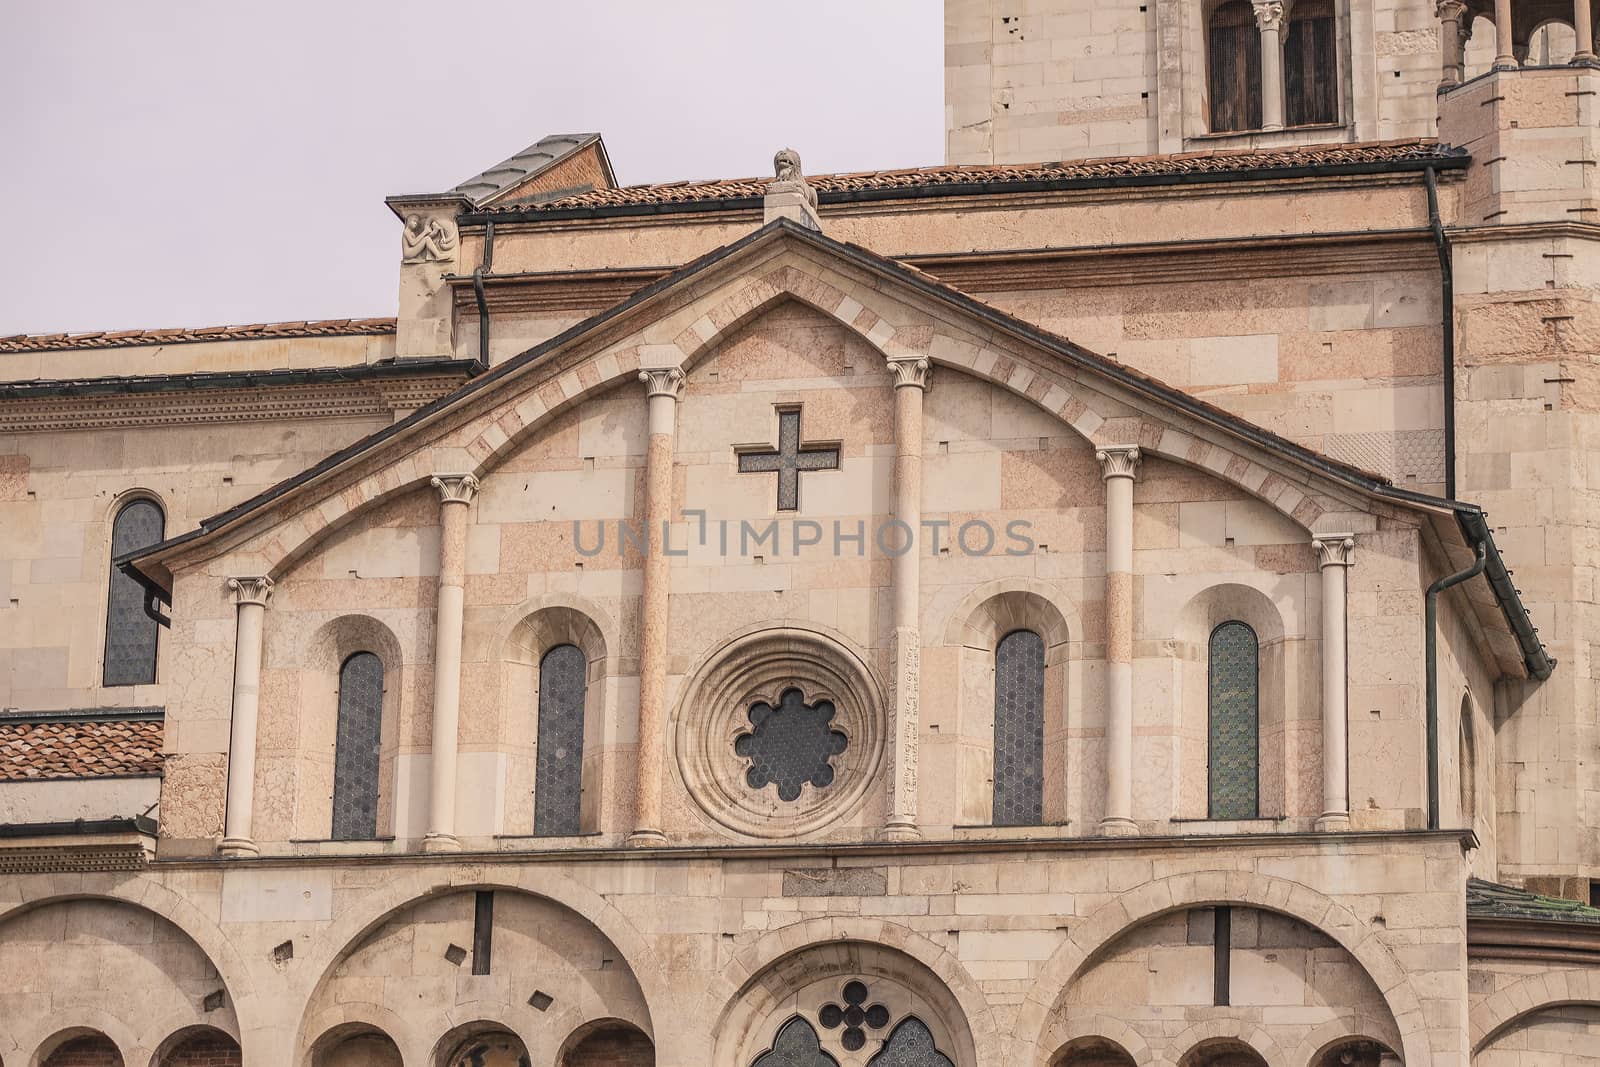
[472,219,496,372]
[1425,166,1457,498]
[1425,542,1486,829]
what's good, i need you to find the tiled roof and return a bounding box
[0,717,164,780]
[0,317,396,354]
[489,138,1465,214]
[1468,877,1600,925]
[449,132,607,204]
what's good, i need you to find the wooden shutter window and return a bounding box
[1209,0,1264,132]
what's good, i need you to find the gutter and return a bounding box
[0,356,478,401]
[0,815,157,840]
[1425,166,1457,497]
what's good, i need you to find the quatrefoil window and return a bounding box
[819,981,890,1052]
[733,687,848,802]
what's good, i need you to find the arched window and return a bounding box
[534,643,587,836]
[1208,0,1263,132]
[868,1018,955,1067]
[993,629,1045,826]
[1207,621,1259,819]
[1285,0,1338,125]
[332,651,384,840]
[103,497,165,687]
[1459,696,1477,823]
[751,1017,838,1067]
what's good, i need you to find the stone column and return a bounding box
[424,473,479,853]
[1253,0,1286,131]
[220,576,273,858]
[884,356,931,842]
[1314,534,1355,832]
[1494,0,1517,68]
[1576,0,1597,63]
[1437,0,1469,86]
[1097,446,1141,836]
[629,366,684,847]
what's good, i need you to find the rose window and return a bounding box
[819,981,890,1051]
[734,687,848,801]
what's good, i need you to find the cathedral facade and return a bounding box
[4,3,1600,1065]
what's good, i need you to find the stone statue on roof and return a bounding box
[766,147,821,230]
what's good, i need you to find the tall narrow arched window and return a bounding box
[1208,0,1263,132]
[332,651,384,840]
[1285,0,1338,125]
[1459,696,1477,823]
[993,629,1046,826]
[103,497,165,687]
[534,643,587,836]
[1207,621,1259,819]
[867,1018,955,1067]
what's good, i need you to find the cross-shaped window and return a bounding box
[737,408,839,511]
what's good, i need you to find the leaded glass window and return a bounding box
[103,497,165,687]
[332,651,384,840]
[993,629,1045,826]
[867,1018,955,1067]
[734,687,848,801]
[750,1017,838,1067]
[1207,621,1259,820]
[534,643,587,836]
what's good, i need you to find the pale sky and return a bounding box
[0,1,943,337]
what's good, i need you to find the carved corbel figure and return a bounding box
[401,213,459,264]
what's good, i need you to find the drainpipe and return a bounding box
[471,218,496,372]
[1424,541,1485,829]
[1425,166,1457,498]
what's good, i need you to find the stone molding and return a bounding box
[1313,533,1357,568]
[226,576,274,607]
[1096,444,1142,480]
[429,473,480,505]
[885,356,931,390]
[638,366,686,400]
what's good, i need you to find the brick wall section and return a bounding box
[563,1028,655,1067]
[43,1036,123,1067]
[160,1036,243,1067]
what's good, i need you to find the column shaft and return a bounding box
[630,367,684,846]
[221,577,273,858]
[884,357,930,841]
[1494,0,1516,67]
[1254,0,1285,130]
[424,474,478,852]
[1577,0,1596,60]
[1097,446,1140,836]
[1437,1,1468,85]
[1315,535,1355,832]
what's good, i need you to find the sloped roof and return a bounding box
[0,317,395,355]
[448,132,615,206]
[0,714,164,780]
[1468,878,1600,926]
[476,138,1467,216]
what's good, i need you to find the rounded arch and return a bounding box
[700,917,1000,1067]
[1170,1025,1282,1067]
[291,868,663,1061]
[942,578,1079,656]
[145,1025,240,1067]
[1470,968,1600,1052]
[496,595,613,668]
[301,1004,421,1067]
[556,1018,654,1066]
[0,883,259,1047]
[29,1020,137,1067]
[1014,870,1426,1067]
[428,1011,532,1067]
[1297,1027,1400,1067]
[1045,1017,1148,1066]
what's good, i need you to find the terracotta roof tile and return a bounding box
[0,317,396,355]
[491,139,1463,214]
[1468,877,1600,925]
[0,718,163,780]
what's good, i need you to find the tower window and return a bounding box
[1285,0,1338,125]
[1208,0,1263,132]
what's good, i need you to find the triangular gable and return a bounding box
[449,133,616,208]
[122,218,1548,679]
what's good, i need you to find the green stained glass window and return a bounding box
[1208,621,1259,820]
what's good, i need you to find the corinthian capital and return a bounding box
[886,357,931,391]
[1252,0,1285,30]
[638,366,686,400]
[430,473,480,505]
[1096,445,1142,481]
[227,576,274,607]
[1435,0,1468,21]
[1313,533,1356,568]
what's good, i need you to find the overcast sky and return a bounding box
[1,2,942,336]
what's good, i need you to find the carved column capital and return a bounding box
[886,357,932,391]
[1313,533,1356,568]
[1096,445,1142,481]
[430,473,480,505]
[1252,0,1285,30]
[226,576,274,607]
[1434,0,1469,22]
[638,366,686,400]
